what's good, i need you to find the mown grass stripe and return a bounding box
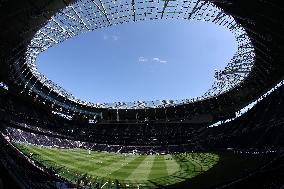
[126,155,155,181]
[91,154,139,178]
[163,154,180,176]
[148,155,168,179]
[26,146,124,175]
[108,155,147,180]
[37,146,114,161]
[28,146,106,166]
[42,147,115,160]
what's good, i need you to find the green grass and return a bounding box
[15,143,219,189]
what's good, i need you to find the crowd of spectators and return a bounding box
[200,84,284,151]
[1,84,284,151]
[3,126,199,154]
[0,87,205,147]
[0,132,64,189]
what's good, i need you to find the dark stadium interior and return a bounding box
[0,0,284,189]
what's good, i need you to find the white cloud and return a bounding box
[138,57,148,62]
[153,57,160,62]
[159,60,168,64]
[139,57,168,64]
[153,57,168,64]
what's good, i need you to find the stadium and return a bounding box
[0,0,283,188]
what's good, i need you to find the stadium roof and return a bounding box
[25,0,254,109]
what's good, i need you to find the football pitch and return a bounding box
[15,143,219,188]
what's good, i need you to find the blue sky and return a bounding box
[37,19,236,103]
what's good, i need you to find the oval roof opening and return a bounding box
[37,19,237,103]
